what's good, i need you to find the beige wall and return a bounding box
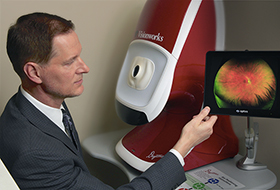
[0,0,146,140]
[224,1,280,189]
[1,0,280,189]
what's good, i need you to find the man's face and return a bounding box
[39,31,90,101]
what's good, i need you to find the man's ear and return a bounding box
[23,62,43,84]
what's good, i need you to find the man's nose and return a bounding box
[78,57,90,73]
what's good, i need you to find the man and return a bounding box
[0,12,217,189]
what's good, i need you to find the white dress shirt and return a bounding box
[20,86,67,135]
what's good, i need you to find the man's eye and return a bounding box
[64,59,75,65]
[66,60,74,65]
[65,56,79,65]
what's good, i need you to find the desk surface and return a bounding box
[82,127,277,189]
[0,159,19,190]
[83,127,141,180]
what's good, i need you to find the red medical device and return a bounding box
[115,0,238,172]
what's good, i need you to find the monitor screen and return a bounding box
[203,51,280,118]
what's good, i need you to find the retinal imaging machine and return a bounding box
[115,0,277,189]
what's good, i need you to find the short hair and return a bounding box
[6,12,75,78]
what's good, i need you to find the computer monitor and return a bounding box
[203,51,280,119]
[203,51,280,171]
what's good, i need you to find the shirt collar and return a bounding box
[20,86,65,132]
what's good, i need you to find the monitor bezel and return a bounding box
[203,51,280,118]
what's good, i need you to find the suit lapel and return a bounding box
[15,88,81,157]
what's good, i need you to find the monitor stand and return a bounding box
[237,117,267,171]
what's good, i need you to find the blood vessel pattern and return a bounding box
[214,59,276,109]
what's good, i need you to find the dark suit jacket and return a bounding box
[0,88,186,189]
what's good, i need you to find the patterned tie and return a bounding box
[61,109,78,149]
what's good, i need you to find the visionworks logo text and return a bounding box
[137,31,164,42]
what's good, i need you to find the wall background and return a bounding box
[224,1,280,189]
[0,0,279,189]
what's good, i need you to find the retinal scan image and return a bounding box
[213,59,276,110]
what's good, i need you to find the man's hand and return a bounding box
[173,106,218,158]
